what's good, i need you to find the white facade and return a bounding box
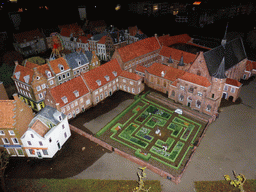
[21,107,71,158]
[97,43,107,61]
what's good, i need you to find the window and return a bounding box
[67,72,70,77]
[39,141,43,146]
[179,94,184,101]
[49,138,52,143]
[96,96,99,103]
[58,76,62,81]
[75,101,78,106]
[36,86,41,91]
[130,81,134,85]
[231,87,235,93]
[95,91,99,95]
[29,149,35,155]
[96,80,101,86]
[197,92,203,97]
[62,108,65,113]
[38,93,44,99]
[42,150,48,155]
[63,74,66,79]
[2,138,9,144]
[206,104,212,112]
[171,90,175,97]
[123,79,126,83]
[132,88,135,93]
[0,131,5,135]
[61,96,68,104]
[128,87,130,92]
[86,99,91,105]
[27,141,32,145]
[71,103,74,108]
[196,100,201,108]
[47,71,51,78]
[100,94,103,100]
[105,91,108,97]
[73,90,79,97]
[9,130,15,136]
[67,105,70,111]
[188,86,194,93]
[80,97,83,103]
[180,85,185,90]
[76,108,79,114]
[41,84,46,89]
[104,75,110,81]
[59,64,64,71]
[50,80,54,85]
[31,134,34,138]
[163,81,167,87]
[116,79,118,82]
[99,88,103,92]
[64,132,67,138]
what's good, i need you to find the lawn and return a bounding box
[97,93,208,178]
[5,178,161,192]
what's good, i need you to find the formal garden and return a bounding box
[96,93,208,177]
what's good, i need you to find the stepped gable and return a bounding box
[25,61,53,79]
[13,64,34,84]
[82,59,122,91]
[117,36,161,63]
[160,46,196,64]
[120,71,142,81]
[49,76,89,108]
[179,72,211,87]
[158,34,191,47]
[203,37,247,76]
[13,28,44,43]
[226,78,242,87]
[146,63,185,81]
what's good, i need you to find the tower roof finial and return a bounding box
[222,22,229,47]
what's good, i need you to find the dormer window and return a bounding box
[112,71,117,77]
[58,64,64,71]
[61,96,68,104]
[75,59,82,66]
[46,71,51,78]
[36,76,40,80]
[96,80,101,86]
[14,71,21,80]
[73,90,79,97]
[23,75,30,83]
[104,75,110,81]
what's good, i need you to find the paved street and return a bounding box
[69,78,256,192]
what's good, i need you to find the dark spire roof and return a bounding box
[221,23,228,47]
[168,55,173,63]
[178,55,184,66]
[212,56,227,79]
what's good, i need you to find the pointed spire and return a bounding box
[221,22,228,47]
[213,56,227,79]
[168,55,173,63]
[178,55,184,66]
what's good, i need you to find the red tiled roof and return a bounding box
[135,65,147,73]
[159,46,196,64]
[179,72,211,87]
[171,80,178,87]
[158,34,191,47]
[49,76,90,108]
[37,64,54,79]
[226,78,242,87]
[0,100,15,128]
[77,35,92,43]
[14,29,44,44]
[120,71,142,81]
[48,57,70,74]
[82,59,122,91]
[13,64,34,84]
[24,61,39,69]
[246,60,256,71]
[146,63,185,81]
[30,119,49,137]
[60,23,85,37]
[98,36,107,44]
[117,36,161,63]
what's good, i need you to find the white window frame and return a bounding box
[0,131,5,135]
[36,86,41,91]
[41,84,46,89]
[180,85,185,90]
[197,92,203,97]
[86,99,90,105]
[231,87,235,93]
[2,138,10,144]
[8,130,15,136]
[50,80,54,85]
[130,81,134,85]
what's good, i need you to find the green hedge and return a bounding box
[135,149,151,161]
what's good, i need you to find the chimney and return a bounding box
[12,93,19,101]
[56,103,61,112]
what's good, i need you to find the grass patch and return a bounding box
[194,180,256,192]
[6,178,162,192]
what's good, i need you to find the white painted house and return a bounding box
[21,106,71,158]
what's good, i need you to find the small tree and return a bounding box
[0,150,10,192]
[22,56,46,66]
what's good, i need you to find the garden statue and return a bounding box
[224,170,246,192]
[133,167,151,192]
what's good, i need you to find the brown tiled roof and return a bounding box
[159,46,196,64]
[37,64,54,79]
[117,36,161,63]
[135,65,147,73]
[13,64,34,84]
[0,100,15,128]
[24,61,39,69]
[49,76,90,108]
[60,23,85,37]
[98,36,107,44]
[48,57,70,74]
[146,63,185,81]
[226,78,242,87]
[246,60,256,71]
[158,34,191,47]
[82,59,123,91]
[14,29,44,44]
[30,119,49,137]
[77,35,92,43]
[120,71,142,81]
[179,72,211,87]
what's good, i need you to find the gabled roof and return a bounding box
[245,60,256,71]
[90,32,108,41]
[98,36,107,44]
[158,34,191,47]
[13,64,34,84]
[128,26,139,36]
[59,23,85,37]
[159,46,196,64]
[226,78,242,87]
[120,71,142,81]
[13,28,44,44]
[84,51,92,62]
[179,72,211,87]
[25,61,54,79]
[0,100,15,128]
[82,59,122,91]
[203,37,247,76]
[24,61,39,69]
[146,63,185,81]
[49,76,90,108]
[48,57,70,74]
[117,36,161,63]
[77,35,92,43]
[65,52,89,69]
[135,65,147,73]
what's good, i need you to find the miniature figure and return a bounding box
[133,167,151,192]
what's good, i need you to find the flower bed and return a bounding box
[168,123,183,137]
[135,127,154,142]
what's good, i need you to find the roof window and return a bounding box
[61,96,68,104]
[104,75,110,81]
[96,80,101,86]
[112,71,117,77]
[73,90,79,97]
